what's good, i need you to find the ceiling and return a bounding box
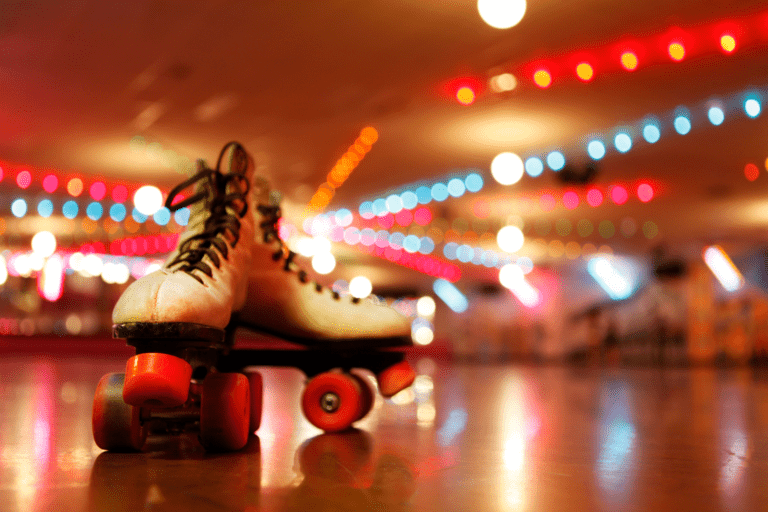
[3,0,768,292]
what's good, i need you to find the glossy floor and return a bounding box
[1,348,768,511]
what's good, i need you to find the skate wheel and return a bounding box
[123,353,193,407]
[377,361,416,398]
[350,373,375,421]
[200,372,250,451]
[301,372,363,433]
[92,373,147,451]
[245,371,263,433]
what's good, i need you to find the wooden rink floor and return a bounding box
[2,339,768,511]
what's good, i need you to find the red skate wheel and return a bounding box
[377,361,416,398]
[245,371,263,433]
[123,353,193,407]
[200,372,250,451]
[301,372,363,433]
[92,373,147,451]
[350,373,375,421]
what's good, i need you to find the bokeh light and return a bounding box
[11,199,27,218]
[67,178,84,197]
[90,181,107,201]
[614,132,632,153]
[134,185,163,216]
[62,200,79,219]
[16,170,31,189]
[576,62,594,81]
[477,0,527,29]
[643,123,661,143]
[31,231,57,257]
[674,115,691,135]
[491,152,524,185]
[37,199,54,218]
[588,140,606,160]
[456,87,476,106]
[637,183,654,202]
[533,69,552,88]
[586,188,603,207]
[86,202,103,221]
[744,98,761,118]
[497,225,524,253]
[620,51,638,70]
[562,191,579,210]
[745,163,760,181]
[43,174,58,193]
[546,151,565,171]
[311,252,336,275]
[611,185,629,205]
[525,157,544,177]
[349,276,373,299]
[708,106,725,126]
[668,42,685,61]
[111,184,129,203]
[720,34,736,53]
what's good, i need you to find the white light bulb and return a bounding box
[349,276,373,299]
[31,231,57,258]
[478,0,527,29]
[416,296,437,317]
[491,152,524,185]
[133,185,163,216]
[497,225,525,253]
[311,252,336,275]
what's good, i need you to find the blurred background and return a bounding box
[2,0,768,366]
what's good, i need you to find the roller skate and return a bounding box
[93,142,415,453]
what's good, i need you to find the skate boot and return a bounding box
[216,187,416,432]
[94,142,261,452]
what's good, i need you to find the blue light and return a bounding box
[674,115,691,135]
[480,251,498,267]
[132,208,148,223]
[386,194,403,214]
[372,198,388,217]
[37,199,54,218]
[447,178,466,197]
[388,232,405,249]
[334,208,353,226]
[642,124,661,143]
[109,203,127,222]
[403,235,420,253]
[443,242,458,260]
[401,191,418,210]
[11,199,27,218]
[359,201,374,219]
[431,183,449,202]
[416,186,433,204]
[62,200,79,219]
[433,279,468,313]
[525,157,544,177]
[745,98,761,118]
[587,140,606,160]
[546,151,565,171]
[419,237,435,254]
[464,173,484,192]
[471,248,483,265]
[587,256,638,300]
[174,207,190,226]
[153,207,171,226]
[708,107,725,126]
[457,244,473,263]
[614,133,632,153]
[86,202,103,221]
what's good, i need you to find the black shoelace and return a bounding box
[165,142,250,284]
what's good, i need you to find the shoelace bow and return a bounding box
[165,142,250,284]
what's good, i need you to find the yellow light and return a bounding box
[668,42,685,61]
[456,87,476,105]
[533,69,551,88]
[359,127,378,145]
[67,178,83,197]
[720,35,736,53]
[575,63,594,82]
[620,52,638,70]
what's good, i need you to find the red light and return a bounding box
[90,181,107,201]
[586,188,603,207]
[0,165,4,182]
[112,184,129,203]
[611,186,629,205]
[42,174,58,193]
[637,183,654,202]
[395,209,413,226]
[377,213,394,230]
[540,193,556,212]
[414,207,433,226]
[562,191,580,210]
[16,170,31,189]
[745,163,760,181]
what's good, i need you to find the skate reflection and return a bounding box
[88,435,261,512]
[285,430,417,511]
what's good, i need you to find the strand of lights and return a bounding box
[4,249,163,283]
[307,127,379,213]
[703,245,744,292]
[358,171,484,218]
[509,181,657,210]
[522,86,765,177]
[449,9,768,103]
[526,219,660,242]
[359,242,462,282]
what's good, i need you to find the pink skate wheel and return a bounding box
[377,361,415,398]
[92,373,147,451]
[200,372,250,451]
[123,353,192,407]
[302,372,363,433]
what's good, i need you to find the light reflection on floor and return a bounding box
[1,349,768,510]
